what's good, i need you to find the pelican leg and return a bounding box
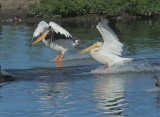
[49,53,60,61]
[57,54,64,61]
[104,66,110,71]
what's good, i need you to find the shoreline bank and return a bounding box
[1,0,160,23]
[1,9,159,24]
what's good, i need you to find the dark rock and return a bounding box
[0,75,16,82]
[0,65,16,82]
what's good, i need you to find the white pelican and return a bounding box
[30,21,80,62]
[78,19,132,70]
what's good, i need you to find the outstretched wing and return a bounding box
[33,21,49,39]
[49,22,72,39]
[28,21,73,46]
[97,19,123,56]
[28,21,49,45]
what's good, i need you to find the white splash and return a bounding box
[91,60,160,74]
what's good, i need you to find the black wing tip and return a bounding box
[26,43,32,47]
[53,31,73,41]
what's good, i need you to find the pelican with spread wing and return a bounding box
[30,21,80,62]
[78,19,132,70]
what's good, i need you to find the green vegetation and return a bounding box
[28,0,160,17]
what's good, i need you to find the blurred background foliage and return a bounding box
[28,0,160,17]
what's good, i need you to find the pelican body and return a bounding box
[78,19,132,70]
[30,21,79,61]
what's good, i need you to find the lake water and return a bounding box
[0,19,160,117]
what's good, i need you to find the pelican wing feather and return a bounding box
[49,22,72,38]
[33,21,49,38]
[97,19,123,56]
[28,21,49,45]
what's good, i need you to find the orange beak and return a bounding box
[78,43,100,54]
[32,31,48,45]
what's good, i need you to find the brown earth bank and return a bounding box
[0,0,160,24]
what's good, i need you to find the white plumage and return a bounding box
[49,22,72,38]
[33,21,49,37]
[97,19,123,56]
[33,21,72,39]
[79,19,132,70]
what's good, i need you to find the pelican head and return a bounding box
[78,42,103,54]
[31,26,52,45]
[31,30,49,45]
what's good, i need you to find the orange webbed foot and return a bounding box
[104,66,110,71]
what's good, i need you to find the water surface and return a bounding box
[0,19,160,117]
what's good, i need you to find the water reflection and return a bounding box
[155,92,160,109]
[35,81,71,116]
[93,74,127,116]
[55,61,64,67]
